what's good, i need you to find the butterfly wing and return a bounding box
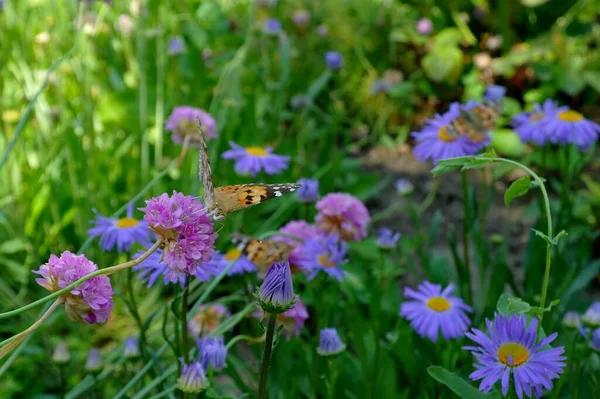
[196,118,216,210]
[214,183,301,216]
[231,233,293,269]
[447,102,500,144]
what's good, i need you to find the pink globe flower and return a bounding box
[140,191,217,282]
[316,193,370,241]
[165,106,217,146]
[274,220,323,272]
[33,251,114,324]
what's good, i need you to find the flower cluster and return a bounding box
[316,193,370,240]
[33,251,114,324]
[140,191,217,283]
[188,303,230,337]
[165,106,217,146]
[294,233,348,281]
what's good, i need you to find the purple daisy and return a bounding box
[197,336,227,371]
[264,18,282,35]
[85,348,103,372]
[133,249,218,287]
[256,261,296,314]
[140,191,217,282]
[221,141,290,177]
[165,106,217,146]
[167,37,185,55]
[204,248,257,276]
[178,360,208,393]
[377,227,401,249]
[317,328,346,356]
[400,281,472,341]
[296,178,319,202]
[510,100,559,146]
[33,251,114,324]
[464,314,566,398]
[544,104,600,150]
[88,202,154,253]
[274,220,323,270]
[562,311,580,328]
[316,192,370,241]
[582,302,600,326]
[412,102,490,165]
[324,51,343,70]
[591,328,600,351]
[394,178,414,195]
[295,233,348,281]
[124,337,140,359]
[484,85,506,101]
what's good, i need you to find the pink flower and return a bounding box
[140,192,217,282]
[274,220,325,271]
[33,251,114,324]
[165,106,217,146]
[316,193,370,241]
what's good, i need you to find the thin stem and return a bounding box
[181,277,191,364]
[461,170,473,305]
[126,269,149,360]
[327,359,337,399]
[0,297,64,357]
[258,313,277,399]
[370,251,386,399]
[0,240,162,320]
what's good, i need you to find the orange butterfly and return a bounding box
[445,99,502,143]
[196,120,300,221]
[231,233,295,271]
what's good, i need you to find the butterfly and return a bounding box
[231,233,296,270]
[444,99,502,143]
[196,119,301,221]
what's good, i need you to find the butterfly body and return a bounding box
[231,233,295,270]
[196,119,300,220]
[445,100,502,143]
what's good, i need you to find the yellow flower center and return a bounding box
[530,112,544,122]
[437,126,455,142]
[426,297,451,312]
[557,110,583,122]
[246,146,268,157]
[116,218,139,228]
[319,255,336,268]
[225,248,241,261]
[497,343,530,367]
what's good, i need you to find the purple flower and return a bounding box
[544,105,600,150]
[316,24,328,37]
[464,314,566,398]
[296,178,319,202]
[582,302,600,326]
[377,228,400,249]
[124,337,140,359]
[292,10,310,26]
[134,249,218,287]
[256,261,296,314]
[85,349,102,372]
[165,106,217,146]
[317,328,346,356]
[52,341,70,365]
[188,303,230,337]
[274,220,323,270]
[316,192,370,241]
[140,192,217,282]
[510,100,558,146]
[197,336,227,371]
[221,141,290,177]
[562,311,580,328]
[412,102,489,165]
[484,85,506,101]
[88,202,154,253]
[416,18,433,35]
[295,233,348,281]
[394,178,414,195]
[167,37,185,55]
[370,78,393,95]
[324,51,343,70]
[400,281,472,341]
[591,328,600,351]
[204,248,257,276]
[33,251,114,324]
[178,361,208,393]
[264,18,281,35]
[290,94,310,109]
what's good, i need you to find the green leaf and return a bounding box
[491,129,527,157]
[520,0,550,7]
[496,293,511,316]
[505,176,531,207]
[428,366,501,399]
[507,297,532,314]
[553,230,568,244]
[422,46,463,84]
[582,70,600,93]
[532,229,553,246]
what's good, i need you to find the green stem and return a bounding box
[461,170,473,305]
[371,251,385,399]
[0,240,162,320]
[327,359,337,399]
[126,269,149,360]
[258,313,277,399]
[181,277,191,364]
